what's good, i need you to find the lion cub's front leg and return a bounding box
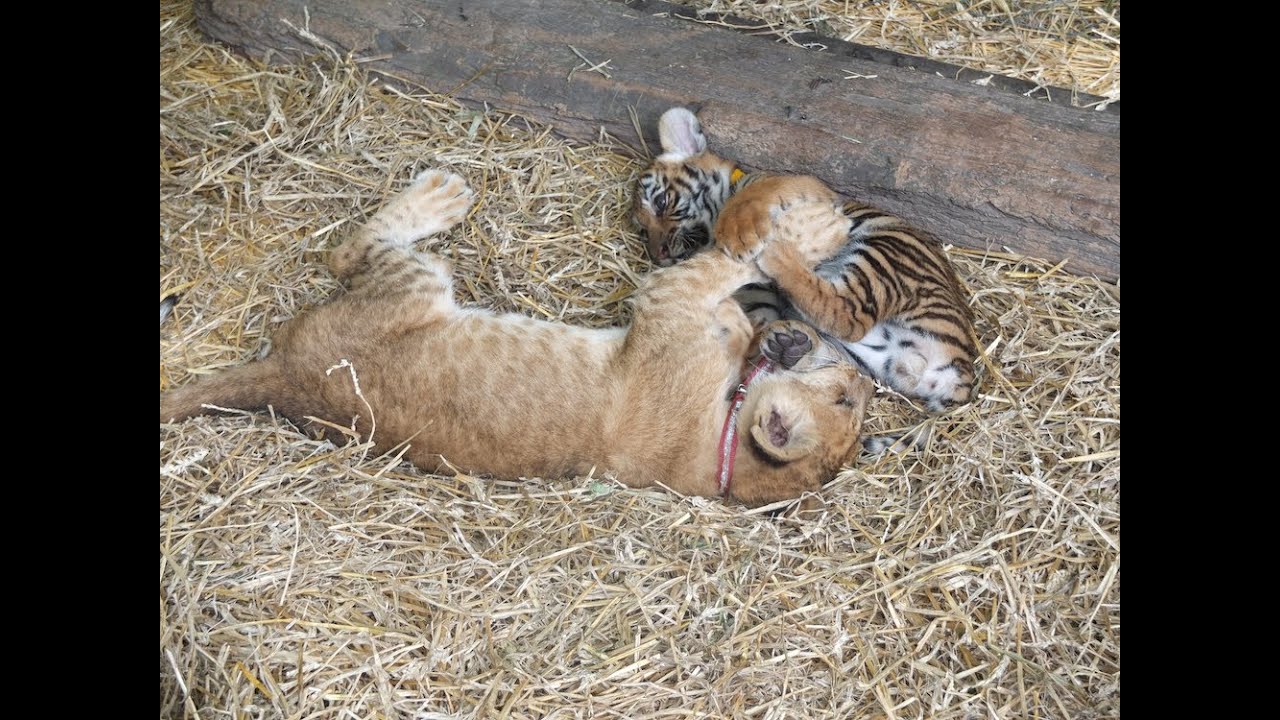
[715,175,838,262]
[714,298,754,362]
[759,320,827,372]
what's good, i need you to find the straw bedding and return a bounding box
[672,1,1120,109]
[160,1,1119,717]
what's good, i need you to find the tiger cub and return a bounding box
[633,107,977,412]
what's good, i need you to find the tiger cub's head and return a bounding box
[633,108,739,266]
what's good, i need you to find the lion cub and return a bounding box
[161,170,873,506]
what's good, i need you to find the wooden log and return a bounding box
[194,0,1120,280]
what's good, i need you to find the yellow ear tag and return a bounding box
[730,168,745,184]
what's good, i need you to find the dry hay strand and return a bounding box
[673,0,1120,109]
[161,1,1119,717]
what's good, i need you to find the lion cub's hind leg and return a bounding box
[366,169,475,246]
[330,170,474,302]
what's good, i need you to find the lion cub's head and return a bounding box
[728,361,874,508]
[633,108,738,266]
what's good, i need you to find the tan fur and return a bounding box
[161,170,874,507]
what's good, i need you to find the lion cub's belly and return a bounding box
[279,309,628,479]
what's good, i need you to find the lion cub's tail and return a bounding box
[160,358,286,423]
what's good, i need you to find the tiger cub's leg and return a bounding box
[733,282,785,331]
[715,176,839,262]
[757,239,878,344]
[329,170,474,302]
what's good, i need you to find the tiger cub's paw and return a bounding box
[374,169,475,245]
[916,365,977,413]
[889,352,928,391]
[760,320,821,370]
[715,197,778,262]
[755,238,806,280]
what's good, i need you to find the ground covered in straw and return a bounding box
[161,1,1119,717]
[672,1,1119,109]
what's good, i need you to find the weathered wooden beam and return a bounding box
[194,0,1120,280]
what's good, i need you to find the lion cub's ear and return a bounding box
[658,107,708,159]
[749,409,818,463]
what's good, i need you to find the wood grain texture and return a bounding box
[194,0,1120,279]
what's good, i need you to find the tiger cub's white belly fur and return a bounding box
[842,322,970,413]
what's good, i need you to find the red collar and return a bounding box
[716,356,775,495]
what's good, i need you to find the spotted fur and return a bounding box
[161,169,875,507]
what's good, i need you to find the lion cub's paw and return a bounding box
[374,169,475,245]
[715,199,778,262]
[761,320,820,370]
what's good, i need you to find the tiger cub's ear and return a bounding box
[657,107,708,158]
